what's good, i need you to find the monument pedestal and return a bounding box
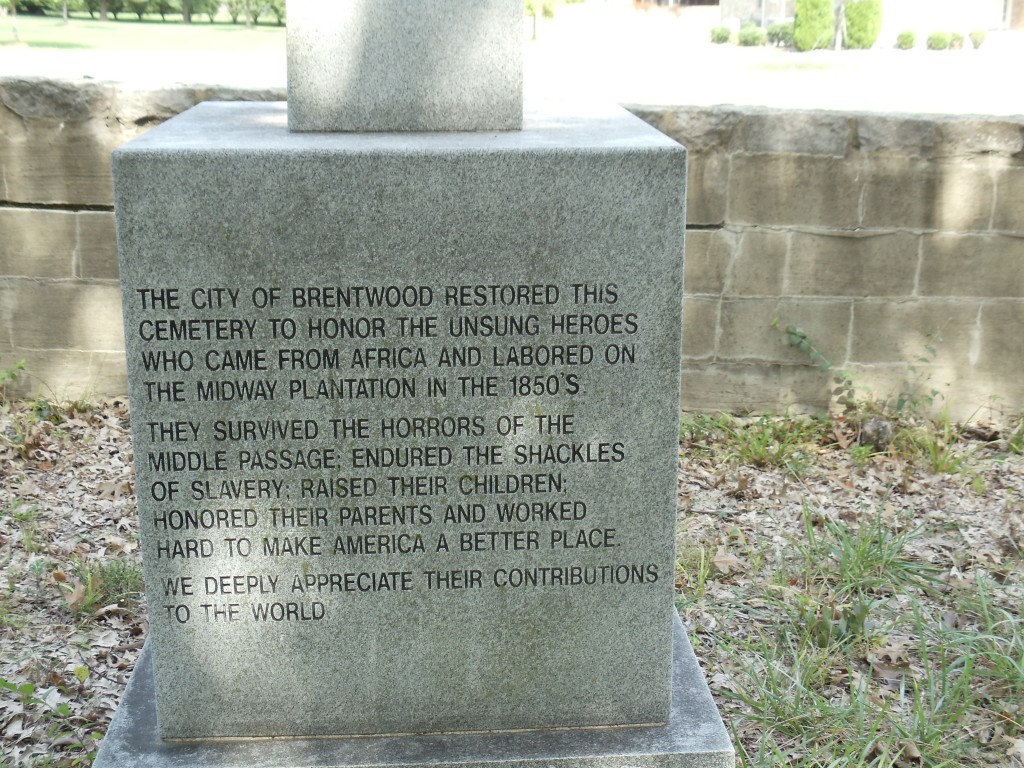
[101,95,731,765]
[94,613,732,768]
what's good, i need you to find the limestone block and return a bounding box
[287,0,522,131]
[919,234,1024,298]
[979,302,1024,380]
[684,150,729,226]
[936,119,1024,157]
[737,110,850,157]
[684,229,733,295]
[0,279,13,347]
[629,106,742,153]
[0,78,121,205]
[0,209,116,280]
[786,231,919,297]
[843,359,1021,423]
[862,157,994,232]
[76,212,120,279]
[849,299,980,366]
[728,154,861,228]
[716,298,852,364]
[855,114,937,157]
[680,362,831,414]
[993,166,1024,232]
[3,349,127,400]
[860,156,933,230]
[0,209,76,278]
[682,297,719,360]
[933,161,997,232]
[8,279,124,351]
[727,228,788,296]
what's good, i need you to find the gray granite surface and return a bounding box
[113,101,687,739]
[287,0,522,131]
[93,612,734,768]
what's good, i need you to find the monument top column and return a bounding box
[286,0,524,133]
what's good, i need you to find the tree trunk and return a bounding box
[62,0,68,23]
[244,0,251,28]
[10,0,19,43]
[832,0,844,49]
[182,0,190,23]
[100,0,108,21]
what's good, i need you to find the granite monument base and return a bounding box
[94,612,733,768]
[113,101,689,739]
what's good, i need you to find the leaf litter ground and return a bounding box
[1,402,1022,766]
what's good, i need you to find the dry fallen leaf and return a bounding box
[710,546,745,576]
[1005,736,1024,764]
[63,580,88,611]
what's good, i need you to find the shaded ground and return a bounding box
[1,399,1021,765]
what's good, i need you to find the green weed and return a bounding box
[675,544,712,600]
[892,413,973,475]
[62,557,144,615]
[0,359,26,402]
[721,415,823,474]
[794,505,942,598]
[679,412,730,455]
[1007,416,1024,455]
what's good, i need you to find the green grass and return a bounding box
[794,505,943,598]
[64,557,144,615]
[677,412,1023,766]
[681,413,827,475]
[701,556,1019,767]
[0,13,285,50]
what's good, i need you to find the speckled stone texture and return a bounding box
[93,613,734,768]
[287,0,522,132]
[112,101,688,739]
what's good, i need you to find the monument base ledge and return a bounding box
[94,612,734,768]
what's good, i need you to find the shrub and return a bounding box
[738,24,767,46]
[768,21,794,47]
[927,32,951,50]
[843,0,881,49]
[969,29,987,48]
[14,0,61,13]
[949,31,964,49]
[710,25,731,44]
[896,30,915,49]
[794,0,835,51]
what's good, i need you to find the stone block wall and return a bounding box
[2,78,1021,420]
[632,106,1024,420]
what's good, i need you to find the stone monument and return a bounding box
[96,0,733,765]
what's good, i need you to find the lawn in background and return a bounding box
[0,13,284,51]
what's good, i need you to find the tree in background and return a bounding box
[794,0,835,51]
[152,0,175,21]
[267,0,283,26]
[843,0,881,48]
[191,0,215,22]
[125,0,147,19]
[226,0,249,25]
